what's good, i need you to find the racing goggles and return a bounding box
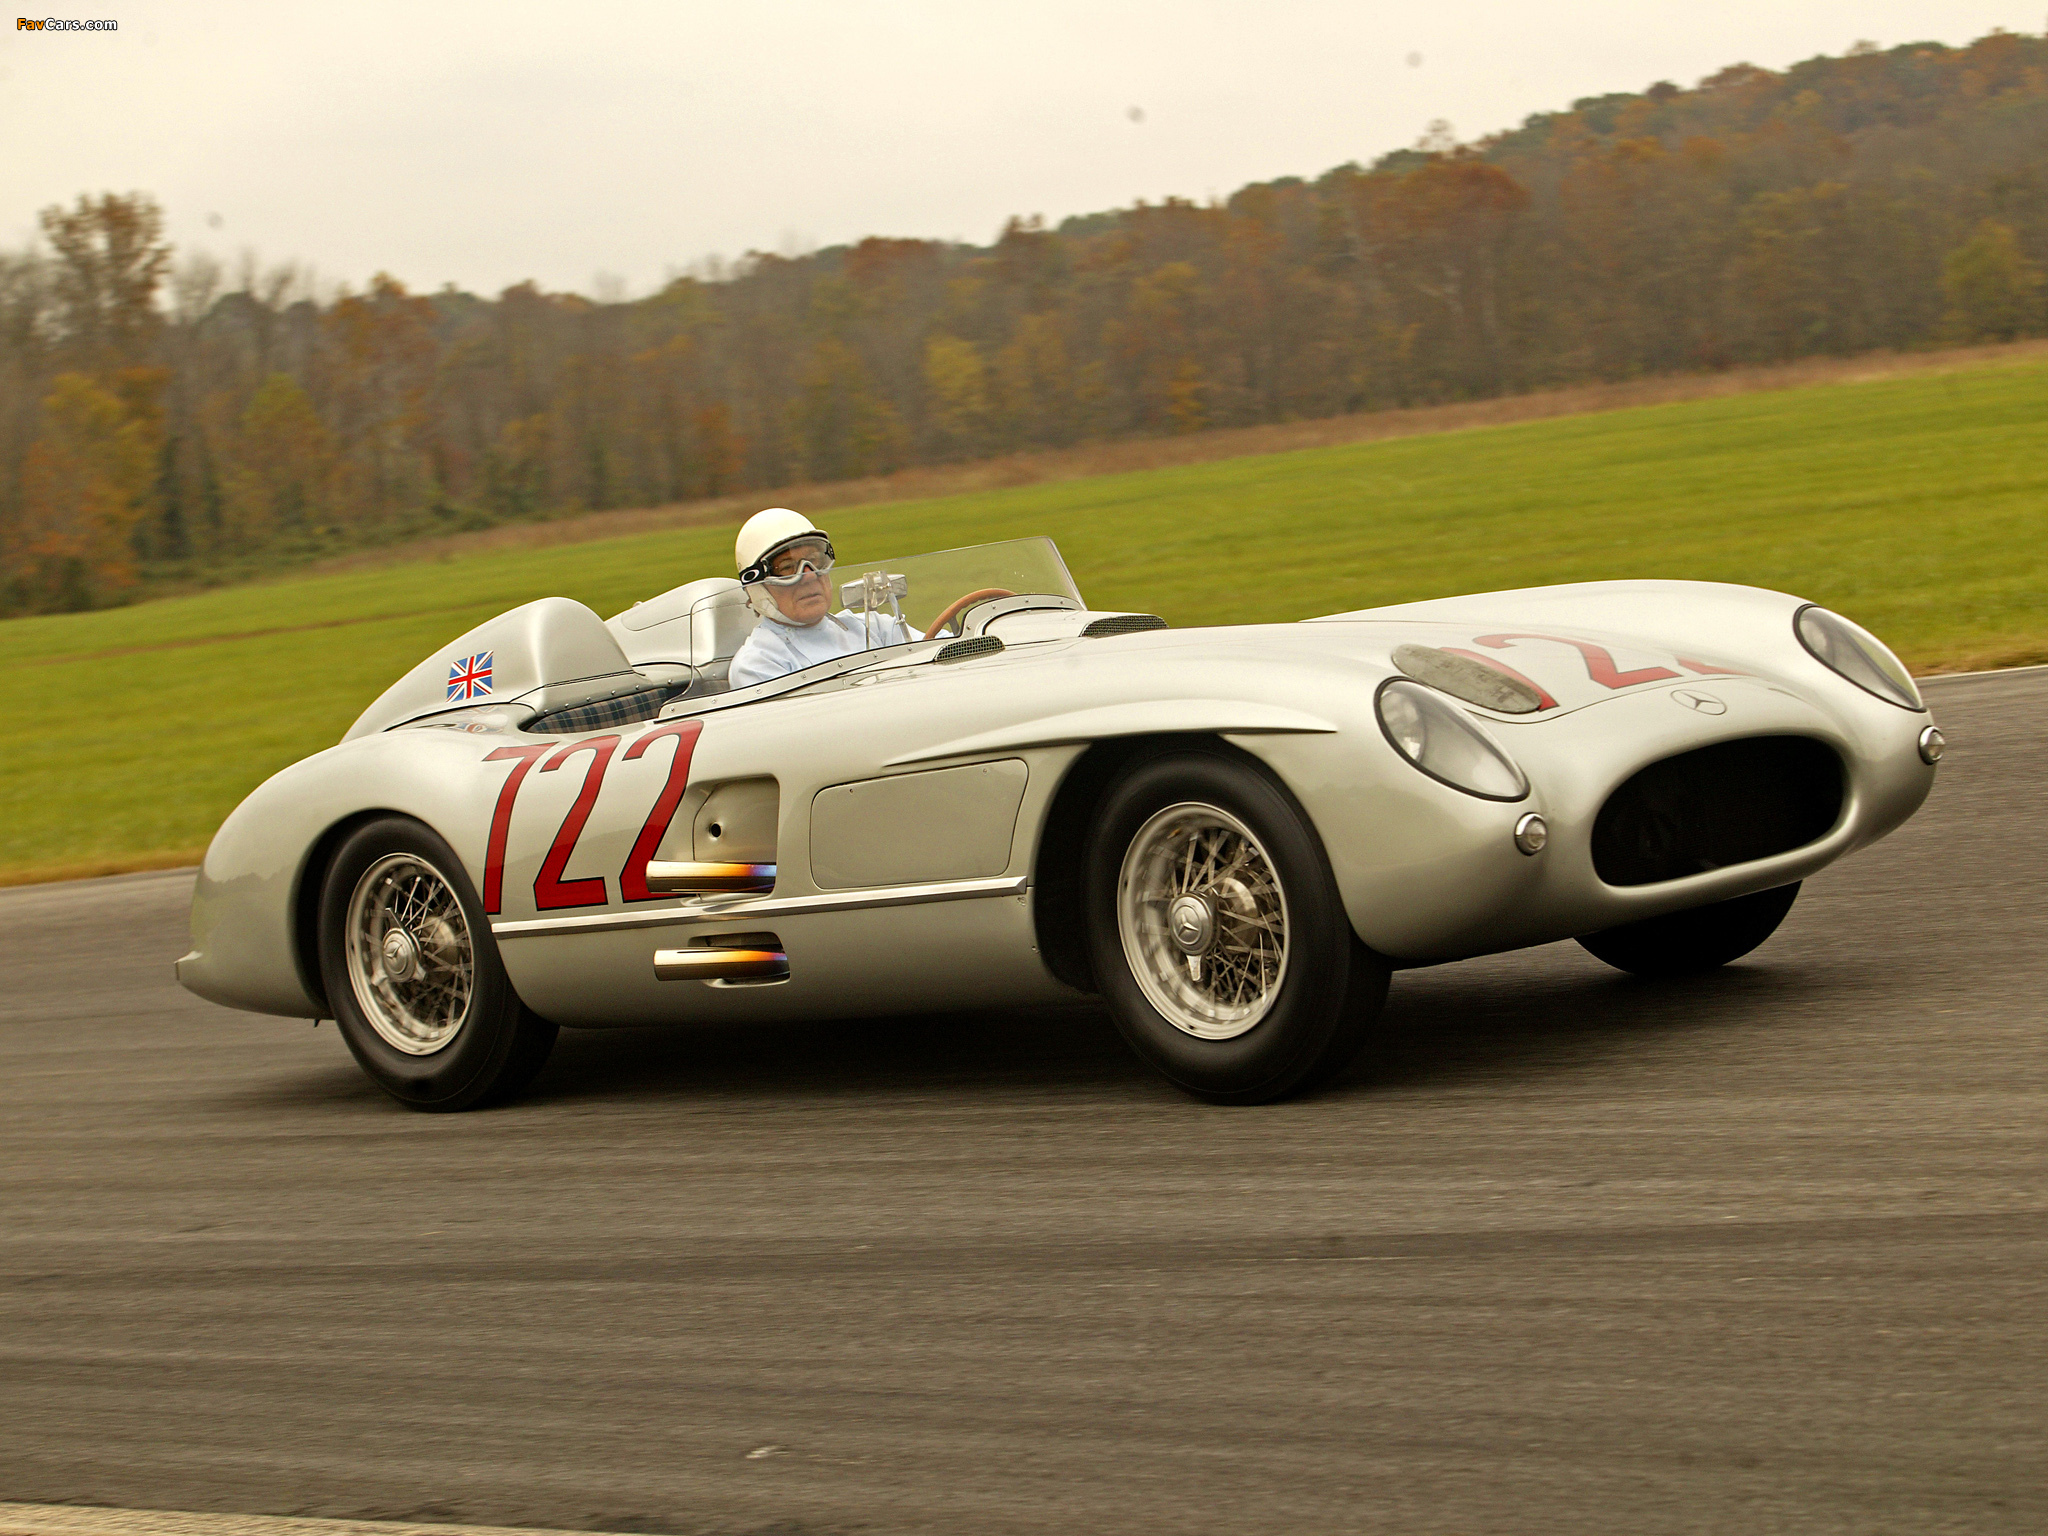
[743,536,835,587]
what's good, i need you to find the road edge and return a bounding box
[0,1506,642,1536]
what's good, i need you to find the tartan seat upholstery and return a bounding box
[526,683,678,735]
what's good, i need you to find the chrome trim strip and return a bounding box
[492,874,1030,939]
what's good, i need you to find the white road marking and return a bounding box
[0,1506,636,1536]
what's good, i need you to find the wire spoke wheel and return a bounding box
[1116,801,1289,1040]
[344,853,476,1056]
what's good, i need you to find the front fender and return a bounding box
[178,730,512,1018]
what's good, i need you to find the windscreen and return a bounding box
[832,536,1083,636]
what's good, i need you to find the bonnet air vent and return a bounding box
[1082,614,1168,637]
[1592,736,1844,886]
[934,635,1005,665]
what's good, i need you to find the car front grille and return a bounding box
[1592,736,1844,887]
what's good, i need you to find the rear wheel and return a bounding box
[1084,751,1389,1104]
[318,816,557,1111]
[1578,883,1800,978]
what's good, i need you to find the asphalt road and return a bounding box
[3,670,2043,1536]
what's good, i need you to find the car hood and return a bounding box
[1302,578,1818,721]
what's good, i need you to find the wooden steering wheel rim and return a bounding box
[929,588,1017,637]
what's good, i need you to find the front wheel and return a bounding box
[318,816,558,1110]
[1084,751,1389,1104]
[1578,882,1800,978]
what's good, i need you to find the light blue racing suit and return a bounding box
[728,609,923,689]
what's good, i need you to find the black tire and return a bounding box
[1577,882,1801,978]
[1083,750,1390,1104]
[318,816,558,1111]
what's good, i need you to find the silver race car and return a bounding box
[177,536,1942,1109]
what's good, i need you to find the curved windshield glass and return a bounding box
[834,536,1083,637]
[662,535,1086,716]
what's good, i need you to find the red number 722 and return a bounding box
[480,719,704,914]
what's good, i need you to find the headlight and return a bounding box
[1392,642,1545,713]
[1375,679,1530,801]
[1794,606,1923,711]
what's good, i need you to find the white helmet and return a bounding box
[735,508,834,622]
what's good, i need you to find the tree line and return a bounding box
[3,29,2044,614]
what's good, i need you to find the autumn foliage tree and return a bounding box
[2,194,172,608]
[221,374,335,547]
[40,193,171,372]
[1941,220,2045,339]
[11,373,158,608]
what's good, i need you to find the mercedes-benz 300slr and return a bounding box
[177,536,1941,1108]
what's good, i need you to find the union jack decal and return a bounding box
[447,651,494,701]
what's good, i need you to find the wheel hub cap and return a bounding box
[1167,894,1215,955]
[380,927,419,982]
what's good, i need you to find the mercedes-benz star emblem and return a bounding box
[1672,689,1727,715]
[1167,893,1214,955]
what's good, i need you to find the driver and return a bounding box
[727,508,921,689]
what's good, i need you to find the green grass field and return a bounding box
[4,357,2044,883]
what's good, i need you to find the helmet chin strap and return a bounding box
[745,583,817,625]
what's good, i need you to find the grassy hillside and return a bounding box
[3,357,2044,884]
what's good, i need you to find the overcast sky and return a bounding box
[3,1,2036,298]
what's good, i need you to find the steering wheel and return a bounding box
[928,588,1016,638]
